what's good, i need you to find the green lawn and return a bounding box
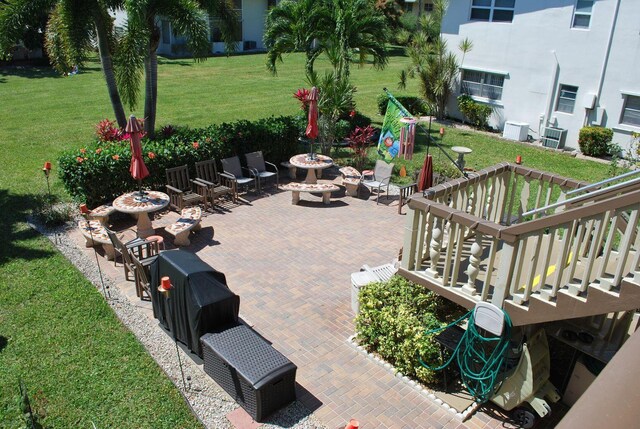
[0,50,611,427]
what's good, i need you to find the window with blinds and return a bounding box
[556,85,578,114]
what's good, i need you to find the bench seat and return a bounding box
[280,183,339,205]
[88,203,116,225]
[78,219,116,260]
[165,206,203,246]
[339,166,362,196]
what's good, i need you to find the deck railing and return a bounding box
[401,163,640,316]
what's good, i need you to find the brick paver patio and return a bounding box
[73,171,564,429]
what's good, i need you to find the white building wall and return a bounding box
[242,0,268,50]
[597,0,640,154]
[442,0,637,152]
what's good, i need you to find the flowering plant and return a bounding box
[293,88,310,110]
[348,125,376,170]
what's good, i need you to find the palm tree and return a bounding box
[117,0,238,138]
[263,0,326,76]
[264,0,388,81]
[0,0,128,127]
[325,0,388,81]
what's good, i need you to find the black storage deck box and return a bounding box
[201,324,297,421]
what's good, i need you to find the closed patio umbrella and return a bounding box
[305,86,319,158]
[127,115,149,198]
[417,154,433,192]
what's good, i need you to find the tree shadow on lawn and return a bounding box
[0,190,55,265]
[0,66,60,80]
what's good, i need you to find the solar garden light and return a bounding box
[159,276,188,391]
[80,204,110,300]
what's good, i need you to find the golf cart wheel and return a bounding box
[513,408,536,429]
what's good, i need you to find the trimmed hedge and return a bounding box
[377,94,430,116]
[355,276,466,385]
[59,115,305,206]
[578,126,614,157]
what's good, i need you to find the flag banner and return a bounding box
[377,93,413,160]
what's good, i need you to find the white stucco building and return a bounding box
[111,0,275,57]
[440,0,640,153]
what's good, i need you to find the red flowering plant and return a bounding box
[95,119,121,142]
[347,125,376,171]
[293,88,310,111]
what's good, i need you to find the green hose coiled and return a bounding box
[418,309,513,404]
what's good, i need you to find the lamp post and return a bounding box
[159,276,187,391]
[80,204,110,300]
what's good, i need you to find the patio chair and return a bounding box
[165,165,208,211]
[105,229,158,282]
[131,252,153,299]
[194,159,235,205]
[221,156,257,197]
[361,160,394,204]
[245,151,279,192]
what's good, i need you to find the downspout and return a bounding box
[541,50,560,138]
[590,0,621,126]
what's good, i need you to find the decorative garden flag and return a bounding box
[377,92,413,160]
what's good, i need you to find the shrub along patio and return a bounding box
[0,51,613,427]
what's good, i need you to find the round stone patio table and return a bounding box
[289,154,333,184]
[113,191,170,238]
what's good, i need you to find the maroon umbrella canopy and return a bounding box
[305,86,319,140]
[417,154,433,192]
[127,115,149,181]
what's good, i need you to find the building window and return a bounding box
[210,0,242,42]
[621,95,640,127]
[572,0,594,29]
[470,0,515,23]
[424,3,434,13]
[461,70,505,101]
[556,84,578,114]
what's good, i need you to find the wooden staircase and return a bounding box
[400,164,640,326]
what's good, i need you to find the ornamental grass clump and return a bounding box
[355,276,465,385]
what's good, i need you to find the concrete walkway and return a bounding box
[73,170,562,429]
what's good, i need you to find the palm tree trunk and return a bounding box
[93,11,126,128]
[144,21,160,139]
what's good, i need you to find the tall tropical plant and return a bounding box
[325,0,388,80]
[307,70,355,154]
[117,0,238,138]
[264,0,388,81]
[0,0,128,127]
[263,0,326,76]
[399,0,471,119]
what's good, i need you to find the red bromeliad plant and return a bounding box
[348,125,376,171]
[95,118,147,143]
[293,88,310,111]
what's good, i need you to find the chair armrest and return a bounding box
[242,166,257,177]
[220,171,237,181]
[265,161,278,173]
[166,184,183,194]
[195,178,214,187]
[191,179,208,191]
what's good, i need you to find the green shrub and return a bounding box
[59,116,303,206]
[457,95,492,129]
[355,276,466,385]
[377,94,430,116]
[578,126,614,157]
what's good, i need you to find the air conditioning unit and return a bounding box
[503,121,529,141]
[542,127,567,149]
